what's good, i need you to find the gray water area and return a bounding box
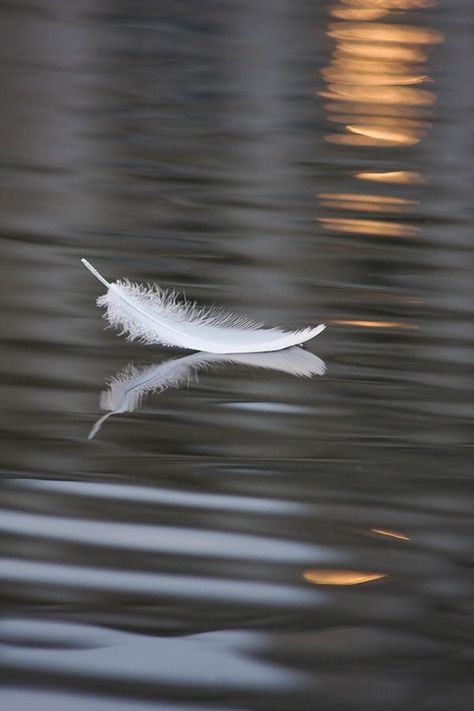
[0,1,473,709]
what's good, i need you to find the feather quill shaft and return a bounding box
[81,259,325,354]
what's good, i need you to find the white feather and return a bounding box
[81,259,325,354]
[88,347,326,438]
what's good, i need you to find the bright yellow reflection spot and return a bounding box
[335,41,428,62]
[328,22,444,45]
[327,58,426,77]
[325,133,386,146]
[326,104,432,119]
[321,84,435,106]
[330,114,427,123]
[330,116,431,134]
[347,124,424,145]
[331,319,419,329]
[322,66,429,86]
[318,192,417,212]
[319,2,440,232]
[303,569,387,586]
[318,193,416,204]
[319,217,418,237]
[325,132,419,147]
[355,170,426,184]
[371,528,411,540]
[330,7,389,20]
[340,0,436,9]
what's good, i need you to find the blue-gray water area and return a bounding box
[0,1,473,709]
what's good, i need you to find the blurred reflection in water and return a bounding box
[89,347,326,438]
[302,569,387,585]
[318,0,443,247]
[0,0,473,710]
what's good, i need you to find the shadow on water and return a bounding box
[0,0,473,709]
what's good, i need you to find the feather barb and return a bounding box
[81,259,326,354]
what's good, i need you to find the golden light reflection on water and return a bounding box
[327,22,443,45]
[347,124,424,145]
[337,0,436,8]
[319,217,419,237]
[325,124,427,146]
[318,0,442,250]
[330,319,419,329]
[355,170,426,184]
[335,40,428,62]
[330,6,390,21]
[322,67,429,86]
[321,84,435,107]
[303,569,387,585]
[371,528,411,540]
[318,193,417,213]
[320,8,442,149]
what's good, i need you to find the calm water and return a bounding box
[1,1,473,709]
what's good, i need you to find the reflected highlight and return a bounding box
[318,193,417,213]
[346,124,424,145]
[337,1,436,7]
[330,7,389,20]
[331,319,419,329]
[319,7,442,148]
[371,528,411,541]
[89,347,326,438]
[355,170,426,184]
[319,217,418,237]
[334,40,429,62]
[303,569,386,585]
[327,22,443,45]
[321,85,435,107]
[341,0,436,10]
[317,1,439,243]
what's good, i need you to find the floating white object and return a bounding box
[88,347,326,438]
[81,259,326,354]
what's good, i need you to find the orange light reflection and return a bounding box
[335,41,428,62]
[329,116,430,127]
[331,319,419,329]
[303,569,387,586]
[319,217,418,237]
[321,67,429,86]
[321,84,435,106]
[371,528,411,541]
[347,124,424,145]
[318,192,417,213]
[340,0,436,9]
[318,3,440,238]
[326,58,426,76]
[355,170,426,184]
[327,22,444,45]
[330,7,389,20]
[325,102,432,118]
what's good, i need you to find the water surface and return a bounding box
[1,1,473,709]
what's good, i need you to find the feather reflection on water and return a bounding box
[89,347,326,439]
